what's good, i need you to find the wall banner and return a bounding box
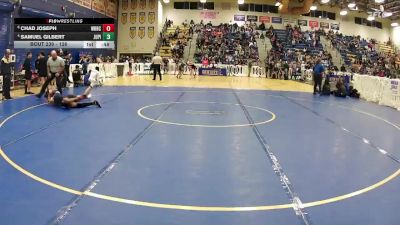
[309,20,319,28]
[247,15,258,22]
[271,17,282,24]
[331,23,340,30]
[234,15,245,21]
[298,19,307,26]
[259,16,270,23]
[320,22,329,29]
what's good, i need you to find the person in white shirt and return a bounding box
[152,52,163,80]
[89,66,102,87]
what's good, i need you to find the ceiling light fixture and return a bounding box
[238,0,244,4]
[310,5,317,10]
[321,0,330,3]
[391,22,399,27]
[340,9,348,16]
[348,2,356,8]
[367,15,375,21]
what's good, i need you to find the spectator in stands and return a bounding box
[340,64,346,72]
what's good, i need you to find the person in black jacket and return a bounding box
[1,49,13,100]
[36,52,47,85]
[23,52,34,94]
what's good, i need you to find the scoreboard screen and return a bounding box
[14,18,115,49]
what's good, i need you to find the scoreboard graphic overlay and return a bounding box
[14,18,115,49]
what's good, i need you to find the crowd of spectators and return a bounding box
[327,30,400,78]
[263,25,333,80]
[194,22,260,65]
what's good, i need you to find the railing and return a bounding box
[153,21,168,54]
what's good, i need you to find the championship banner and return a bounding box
[200,11,218,20]
[148,12,155,24]
[148,26,154,38]
[130,27,136,39]
[149,0,156,9]
[138,27,145,39]
[271,17,282,24]
[121,13,128,24]
[121,0,128,10]
[105,0,117,19]
[130,13,136,24]
[320,22,329,29]
[139,0,146,9]
[331,23,340,30]
[259,16,270,23]
[139,12,146,24]
[69,0,92,9]
[247,15,258,22]
[131,0,137,10]
[91,0,105,14]
[298,19,307,26]
[234,15,245,21]
[309,20,319,28]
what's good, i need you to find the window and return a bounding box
[239,3,249,11]
[354,17,382,29]
[254,4,262,12]
[238,3,278,13]
[303,10,335,20]
[174,2,214,10]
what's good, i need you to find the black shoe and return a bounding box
[5,97,13,100]
[152,79,156,80]
[93,101,102,108]
[36,94,42,98]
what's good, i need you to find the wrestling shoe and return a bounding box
[94,101,102,108]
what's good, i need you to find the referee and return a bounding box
[152,52,162,81]
[1,49,13,100]
[36,50,65,98]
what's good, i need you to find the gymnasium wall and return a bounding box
[117,0,158,54]
[392,27,400,49]
[161,1,392,43]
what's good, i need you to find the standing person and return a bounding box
[22,52,34,94]
[313,59,325,95]
[63,53,72,87]
[36,50,65,98]
[1,49,13,100]
[36,52,47,85]
[151,52,162,80]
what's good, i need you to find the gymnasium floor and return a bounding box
[0,76,399,225]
